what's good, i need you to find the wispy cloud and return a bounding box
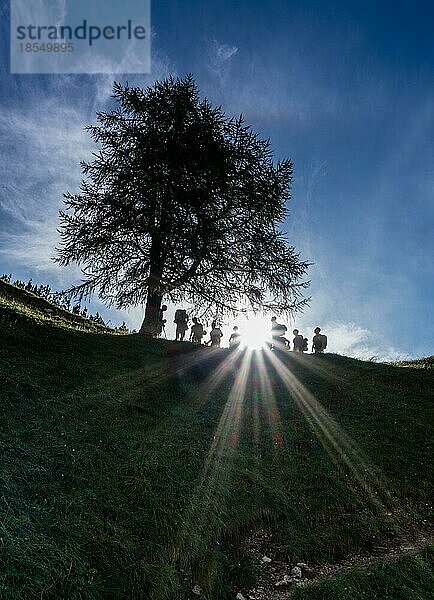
[320,321,410,362]
[0,100,92,277]
[207,39,238,87]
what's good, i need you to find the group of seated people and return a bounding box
[158,306,327,353]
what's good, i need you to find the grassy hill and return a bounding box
[0,279,113,334]
[0,282,432,599]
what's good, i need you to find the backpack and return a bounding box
[174,309,187,323]
[229,332,241,347]
[192,323,204,337]
[302,338,308,351]
[210,327,222,339]
[313,334,327,350]
[276,323,287,333]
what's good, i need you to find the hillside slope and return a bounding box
[0,279,113,334]
[0,285,432,599]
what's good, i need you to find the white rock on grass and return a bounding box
[261,555,272,564]
[192,585,202,595]
[291,566,302,578]
[236,593,246,600]
[275,575,293,587]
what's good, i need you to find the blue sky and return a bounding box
[0,0,433,359]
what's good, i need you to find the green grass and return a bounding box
[0,281,432,599]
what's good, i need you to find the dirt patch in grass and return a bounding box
[243,528,434,599]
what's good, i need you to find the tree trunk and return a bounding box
[139,235,164,336]
[139,288,163,336]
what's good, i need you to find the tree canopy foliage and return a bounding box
[57,75,309,334]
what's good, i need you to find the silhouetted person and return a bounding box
[174,308,188,341]
[190,317,205,344]
[312,327,327,353]
[271,316,289,349]
[208,321,223,347]
[229,326,241,349]
[292,329,304,352]
[157,304,167,337]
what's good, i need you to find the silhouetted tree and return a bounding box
[56,75,309,335]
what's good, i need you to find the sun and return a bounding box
[233,315,272,350]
